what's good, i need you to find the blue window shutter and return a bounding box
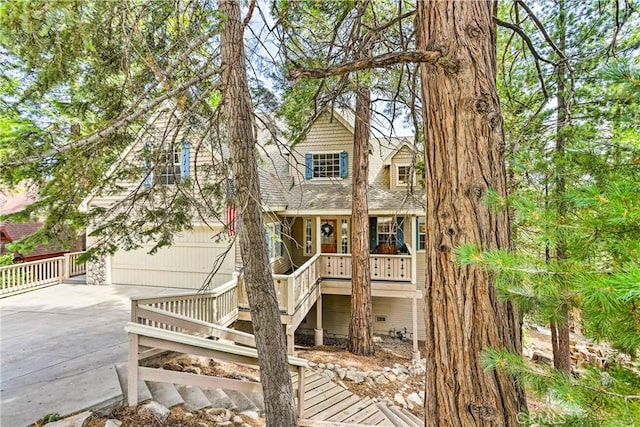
[143,143,153,188]
[340,150,348,178]
[396,216,404,248]
[181,141,190,179]
[304,153,313,179]
[280,223,284,257]
[369,217,377,251]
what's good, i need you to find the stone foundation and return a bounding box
[86,255,107,285]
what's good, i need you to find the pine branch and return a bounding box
[288,50,440,80]
[4,69,220,166]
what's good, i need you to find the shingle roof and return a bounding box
[284,182,423,212]
[0,220,65,259]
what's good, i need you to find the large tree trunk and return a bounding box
[552,0,572,374]
[416,1,527,425]
[348,84,374,356]
[219,1,297,425]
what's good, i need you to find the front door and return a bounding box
[320,219,337,253]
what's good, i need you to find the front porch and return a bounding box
[235,251,421,357]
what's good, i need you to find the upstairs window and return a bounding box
[305,151,348,179]
[144,141,191,188]
[396,165,412,186]
[157,146,181,185]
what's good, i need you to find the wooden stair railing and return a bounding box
[125,322,309,418]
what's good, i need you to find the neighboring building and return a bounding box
[0,191,83,262]
[82,107,427,350]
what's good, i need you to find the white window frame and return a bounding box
[377,217,397,246]
[417,217,426,251]
[396,164,412,187]
[157,145,181,185]
[304,218,313,256]
[265,223,283,261]
[340,218,349,254]
[312,152,341,179]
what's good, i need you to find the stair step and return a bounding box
[114,363,152,403]
[146,381,185,408]
[243,391,265,415]
[224,390,259,413]
[202,388,236,409]
[396,406,424,426]
[376,403,409,427]
[176,385,212,411]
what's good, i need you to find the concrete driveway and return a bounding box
[0,283,180,427]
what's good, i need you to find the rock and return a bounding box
[326,363,335,370]
[241,411,260,420]
[391,368,401,376]
[308,361,317,367]
[105,420,122,427]
[345,370,366,383]
[373,336,383,343]
[407,392,423,406]
[532,352,553,365]
[394,393,407,408]
[318,363,326,369]
[419,391,425,400]
[396,373,409,382]
[336,368,347,380]
[139,401,170,422]
[233,415,244,424]
[383,372,397,382]
[45,412,93,427]
[367,377,375,386]
[382,367,391,372]
[324,370,336,380]
[374,375,390,385]
[409,366,425,376]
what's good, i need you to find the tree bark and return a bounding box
[348,83,374,356]
[416,1,527,425]
[219,1,297,425]
[552,0,572,374]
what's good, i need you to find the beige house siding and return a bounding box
[110,226,235,289]
[292,112,354,184]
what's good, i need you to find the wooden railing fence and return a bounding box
[0,251,86,296]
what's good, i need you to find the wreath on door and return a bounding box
[321,222,334,237]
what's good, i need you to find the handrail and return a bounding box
[291,253,321,279]
[136,304,255,347]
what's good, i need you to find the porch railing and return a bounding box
[130,277,239,328]
[0,251,87,296]
[238,254,322,315]
[319,252,412,282]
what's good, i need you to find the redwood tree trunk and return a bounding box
[220,1,297,425]
[348,84,374,356]
[416,1,526,425]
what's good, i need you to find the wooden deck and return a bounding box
[293,371,393,426]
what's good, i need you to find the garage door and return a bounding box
[111,226,236,289]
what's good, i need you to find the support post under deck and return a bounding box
[314,295,323,346]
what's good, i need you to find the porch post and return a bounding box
[286,324,295,355]
[315,216,322,254]
[410,216,417,284]
[412,295,420,360]
[314,294,323,346]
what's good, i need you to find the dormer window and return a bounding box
[305,151,348,180]
[396,165,412,186]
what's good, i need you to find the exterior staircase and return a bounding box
[116,364,424,426]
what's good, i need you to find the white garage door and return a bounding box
[111,227,236,289]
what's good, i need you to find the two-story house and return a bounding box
[82,107,427,356]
